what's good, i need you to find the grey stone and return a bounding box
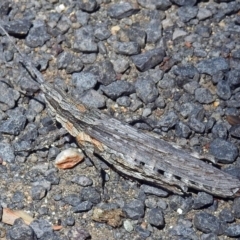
[209,138,238,163]
[194,212,222,235]
[71,175,93,186]
[44,169,60,185]
[8,219,36,240]
[101,80,135,100]
[197,8,213,20]
[173,65,198,79]
[157,111,179,130]
[219,208,234,223]
[217,80,231,100]
[0,115,26,135]
[80,187,101,205]
[26,20,50,48]
[75,10,89,25]
[212,123,228,139]
[227,70,240,89]
[195,26,212,38]
[31,185,46,200]
[72,72,98,94]
[113,41,140,55]
[145,20,162,43]
[116,96,131,107]
[94,26,111,41]
[0,142,15,162]
[18,76,40,94]
[78,0,98,12]
[131,48,165,71]
[4,19,32,37]
[147,208,165,227]
[127,26,146,48]
[77,89,105,109]
[195,88,215,104]
[200,233,219,240]
[73,39,98,53]
[63,194,81,207]
[140,184,168,197]
[0,82,20,109]
[233,197,240,218]
[135,78,158,103]
[225,224,240,237]
[135,225,151,238]
[177,6,198,23]
[193,192,214,209]
[137,0,172,10]
[169,224,196,239]
[175,121,192,138]
[188,117,205,133]
[72,201,93,213]
[29,219,53,239]
[29,97,45,113]
[155,96,166,108]
[107,2,139,19]
[123,199,145,220]
[171,0,197,6]
[67,227,90,240]
[196,57,229,76]
[112,56,129,73]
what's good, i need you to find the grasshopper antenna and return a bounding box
[0,22,45,84]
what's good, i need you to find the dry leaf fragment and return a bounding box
[2,208,34,226]
[2,208,62,231]
[92,208,125,227]
[55,148,84,169]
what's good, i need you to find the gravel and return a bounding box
[0,0,240,239]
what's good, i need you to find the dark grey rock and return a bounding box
[171,0,197,6]
[131,48,165,72]
[72,72,98,94]
[169,224,196,238]
[73,39,98,53]
[219,208,234,223]
[193,192,214,209]
[31,185,46,200]
[12,191,24,203]
[112,56,129,73]
[80,187,101,205]
[107,2,139,19]
[135,225,151,238]
[78,0,98,12]
[63,194,81,207]
[7,219,36,240]
[145,20,162,43]
[29,97,45,113]
[18,76,40,94]
[212,123,228,139]
[197,8,213,20]
[116,96,131,107]
[71,175,93,186]
[140,184,168,197]
[123,199,145,220]
[67,227,90,240]
[209,138,238,163]
[94,26,111,41]
[57,51,72,69]
[4,19,32,37]
[200,233,219,240]
[195,88,215,104]
[75,10,89,25]
[101,80,135,100]
[44,169,60,185]
[232,49,240,59]
[26,20,50,48]
[180,102,201,118]
[169,195,193,214]
[0,1,11,18]
[0,115,26,135]
[175,122,192,138]
[113,41,140,55]
[0,142,15,162]
[229,125,240,138]
[233,197,240,218]
[0,82,20,109]
[137,0,172,10]
[157,111,178,130]
[195,26,212,38]
[127,26,146,48]
[216,80,231,100]
[29,219,53,239]
[135,78,158,103]
[13,140,32,152]
[155,96,166,108]
[188,117,205,133]
[196,57,229,76]
[225,224,240,237]
[173,65,198,79]
[177,6,198,23]
[77,89,105,109]
[227,70,240,89]
[88,61,116,85]
[147,208,165,227]
[72,201,93,213]
[194,212,222,235]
